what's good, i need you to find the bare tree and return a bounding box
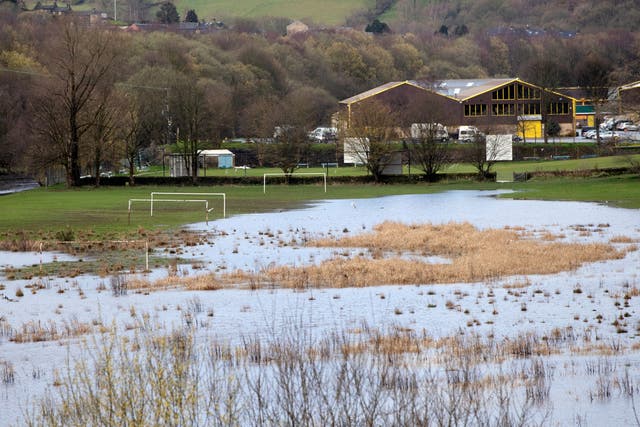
[85,87,120,187]
[0,71,32,173]
[119,93,147,186]
[406,123,451,182]
[576,56,613,146]
[171,77,232,183]
[465,131,510,180]
[342,100,401,182]
[267,87,327,181]
[34,19,121,187]
[525,57,567,144]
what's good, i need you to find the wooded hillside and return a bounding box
[0,1,639,184]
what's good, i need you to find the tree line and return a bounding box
[0,9,636,186]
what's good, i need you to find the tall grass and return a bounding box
[253,222,630,288]
[23,318,640,427]
[23,323,563,427]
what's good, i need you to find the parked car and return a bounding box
[457,125,481,143]
[618,122,638,131]
[599,131,620,140]
[584,129,598,138]
[578,126,595,137]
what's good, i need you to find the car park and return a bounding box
[577,126,595,137]
[618,122,638,131]
[599,131,620,140]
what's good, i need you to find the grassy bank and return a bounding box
[508,174,640,209]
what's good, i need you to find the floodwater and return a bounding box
[0,251,77,269]
[181,190,640,273]
[2,190,640,426]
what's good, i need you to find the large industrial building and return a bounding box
[339,78,577,138]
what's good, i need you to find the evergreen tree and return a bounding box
[157,2,179,24]
[365,19,391,34]
[185,9,198,23]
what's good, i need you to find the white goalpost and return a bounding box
[263,173,327,194]
[150,192,226,218]
[127,192,226,225]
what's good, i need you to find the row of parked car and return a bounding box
[579,118,639,140]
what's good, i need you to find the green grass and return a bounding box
[445,153,638,179]
[173,0,372,24]
[1,153,639,238]
[23,0,372,25]
[1,175,638,278]
[0,181,495,239]
[1,173,639,240]
[507,174,640,209]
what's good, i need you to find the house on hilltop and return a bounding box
[32,1,71,15]
[286,20,309,36]
[339,78,576,139]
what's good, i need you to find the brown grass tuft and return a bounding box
[251,222,627,288]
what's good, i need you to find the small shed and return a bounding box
[199,149,235,169]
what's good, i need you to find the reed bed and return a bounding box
[8,319,95,343]
[255,222,629,288]
[22,321,640,427]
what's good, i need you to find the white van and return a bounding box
[458,126,480,143]
[410,123,450,141]
[308,127,337,142]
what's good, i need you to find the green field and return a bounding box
[172,0,372,24]
[1,154,639,239]
[1,172,638,241]
[0,172,638,278]
[21,0,372,25]
[152,154,640,179]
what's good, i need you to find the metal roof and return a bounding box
[339,77,577,105]
[339,81,424,105]
[619,80,640,91]
[198,149,235,156]
[429,78,518,100]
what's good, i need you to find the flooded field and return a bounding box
[1,190,640,426]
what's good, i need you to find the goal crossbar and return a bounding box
[128,198,214,225]
[150,192,226,218]
[263,173,327,193]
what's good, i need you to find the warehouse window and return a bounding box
[517,84,540,100]
[492,103,515,116]
[492,84,516,100]
[519,103,541,115]
[464,104,487,116]
[548,102,570,115]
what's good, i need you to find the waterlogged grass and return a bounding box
[508,174,640,209]
[1,175,639,241]
[222,222,630,288]
[22,321,640,426]
[0,182,495,237]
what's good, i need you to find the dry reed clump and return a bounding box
[610,235,638,244]
[256,222,628,288]
[9,319,94,343]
